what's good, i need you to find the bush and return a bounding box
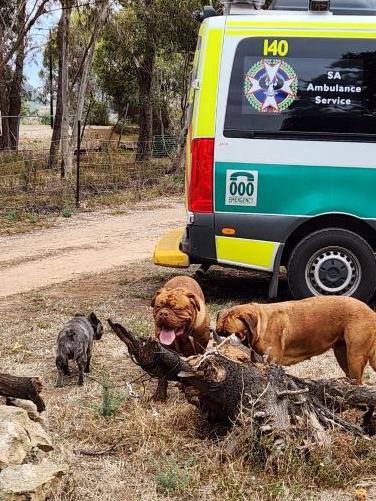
[154,457,195,495]
[87,100,110,126]
[94,373,126,417]
[40,114,52,126]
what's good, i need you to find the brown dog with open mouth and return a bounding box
[216,296,376,384]
[151,275,210,400]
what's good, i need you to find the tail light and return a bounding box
[188,138,214,213]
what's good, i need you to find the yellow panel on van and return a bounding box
[153,229,190,268]
[216,236,279,272]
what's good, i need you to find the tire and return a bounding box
[287,228,376,303]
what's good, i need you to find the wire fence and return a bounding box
[0,127,180,217]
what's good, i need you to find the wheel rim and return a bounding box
[305,247,362,296]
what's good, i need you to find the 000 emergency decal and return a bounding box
[225,170,259,207]
[244,59,298,113]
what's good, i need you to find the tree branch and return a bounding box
[1,0,50,70]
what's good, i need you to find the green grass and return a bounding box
[94,373,126,417]
[28,213,39,224]
[61,207,74,218]
[154,456,196,495]
[4,209,18,222]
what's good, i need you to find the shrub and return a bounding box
[60,207,73,218]
[95,374,126,417]
[154,457,195,495]
[87,100,110,126]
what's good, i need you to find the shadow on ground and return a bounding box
[123,265,291,310]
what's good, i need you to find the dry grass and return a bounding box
[0,151,183,236]
[0,124,181,238]
[0,262,375,500]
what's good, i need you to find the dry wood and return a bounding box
[74,441,127,457]
[0,373,45,413]
[108,320,376,455]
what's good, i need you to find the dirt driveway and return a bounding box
[0,198,184,298]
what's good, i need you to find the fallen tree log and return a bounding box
[108,320,376,453]
[0,373,45,412]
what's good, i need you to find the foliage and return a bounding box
[154,456,196,494]
[87,99,110,126]
[95,373,126,417]
[60,207,74,218]
[93,0,211,132]
[39,6,110,126]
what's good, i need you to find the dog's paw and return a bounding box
[150,392,168,403]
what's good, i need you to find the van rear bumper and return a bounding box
[181,213,217,264]
[153,229,190,268]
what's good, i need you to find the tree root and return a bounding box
[108,320,376,454]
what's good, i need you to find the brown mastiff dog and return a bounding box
[216,296,376,384]
[151,275,210,400]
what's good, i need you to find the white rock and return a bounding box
[0,407,53,468]
[6,399,44,424]
[0,462,67,501]
[0,420,30,467]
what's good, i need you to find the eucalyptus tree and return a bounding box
[97,0,212,161]
[0,0,50,149]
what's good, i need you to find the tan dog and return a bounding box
[151,275,210,400]
[216,296,376,384]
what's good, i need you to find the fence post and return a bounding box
[76,120,81,208]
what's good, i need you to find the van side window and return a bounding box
[224,37,376,141]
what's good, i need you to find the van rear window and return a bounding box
[224,37,376,141]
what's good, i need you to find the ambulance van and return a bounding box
[154,0,376,302]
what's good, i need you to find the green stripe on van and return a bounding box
[215,162,376,218]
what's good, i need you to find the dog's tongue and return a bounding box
[159,327,176,346]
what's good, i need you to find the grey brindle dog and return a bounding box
[56,313,104,386]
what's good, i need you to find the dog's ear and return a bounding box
[89,312,100,326]
[216,309,227,334]
[187,292,201,312]
[151,289,163,308]
[239,309,260,346]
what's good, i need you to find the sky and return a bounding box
[24,9,60,90]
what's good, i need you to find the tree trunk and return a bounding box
[0,27,10,150]
[0,82,10,150]
[108,320,376,457]
[136,63,154,161]
[168,129,186,174]
[0,373,45,413]
[8,0,26,150]
[49,19,64,169]
[60,0,73,177]
[135,0,156,162]
[69,0,110,158]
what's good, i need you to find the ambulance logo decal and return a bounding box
[244,59,298,113]
[225,170,258,207]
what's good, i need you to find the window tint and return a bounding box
[224,37,376,140]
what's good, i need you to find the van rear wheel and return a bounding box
[287,228,376,303]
